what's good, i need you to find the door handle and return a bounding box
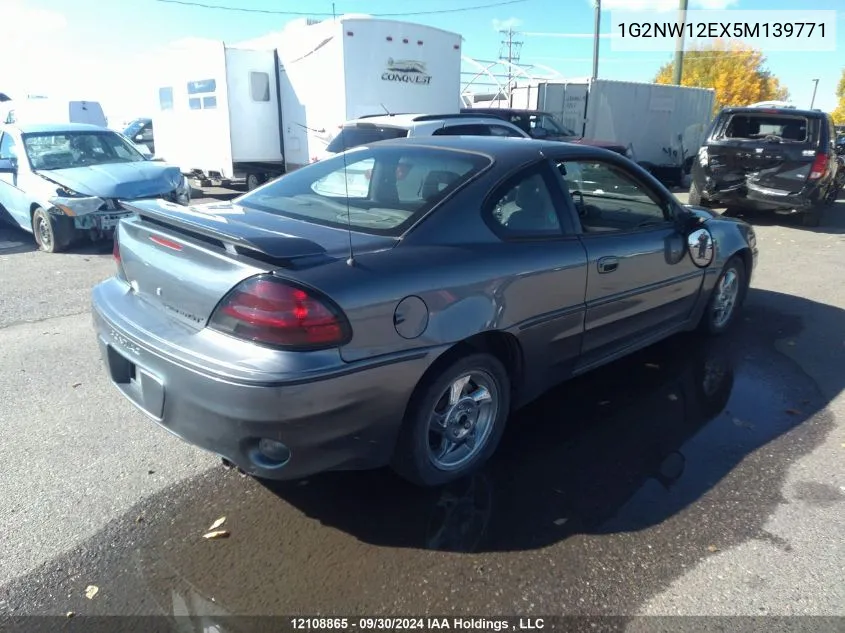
[597,256,619,274]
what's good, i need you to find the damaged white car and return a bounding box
[0,122,190,252]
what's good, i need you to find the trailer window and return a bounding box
[187,79,216,95]
[202,96,217,109]
[188,98,201,110]
[237,146,491,237]
[159,87,173,111]
[250,72,271,102]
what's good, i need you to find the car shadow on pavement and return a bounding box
[0,223,37,255]
[260,287,837,554]
[0,288,841,622]
[722,195,845,235]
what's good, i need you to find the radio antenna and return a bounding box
[333,2,355,267]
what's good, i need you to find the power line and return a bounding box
[151,0,529,17]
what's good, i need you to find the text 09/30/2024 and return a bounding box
[289,618,546,631]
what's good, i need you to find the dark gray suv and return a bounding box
[689,106,840,227]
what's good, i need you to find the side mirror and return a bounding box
[0,158,16,174]
[687,226,715,268]
[532,127,549,139]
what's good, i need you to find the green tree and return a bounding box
[831,68,845,124]
[654,40,789,113]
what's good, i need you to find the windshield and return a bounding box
[325,125,409,153]
[531,113,576,137]
[720,114,813,143]
[23,131,145,170]
[237,145,491,236]
[123,119,148,138]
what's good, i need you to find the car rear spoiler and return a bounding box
[118,199,328,260]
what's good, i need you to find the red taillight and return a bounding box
[809,153,828,180]
[208,275,350,349]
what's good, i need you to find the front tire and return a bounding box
[698,256,746,335]
[392,353,511,487]
[32,207,74,253]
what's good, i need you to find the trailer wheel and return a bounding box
[246,174,265,191]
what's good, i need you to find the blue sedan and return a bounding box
[0,122,190,252]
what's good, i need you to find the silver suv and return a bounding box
[316,113,529,160]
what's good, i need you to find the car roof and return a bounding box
[4,122,108,134]
[346,114,424,128]
[345,113,527,129]
[463,107,553,116]
[720,106,827,118]
[364,134,578,157]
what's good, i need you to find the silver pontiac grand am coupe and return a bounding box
[92,135,758,487]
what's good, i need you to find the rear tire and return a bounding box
[698,256,746,336]
[391,353,511,488]
[32,207,74,253]
[246,173,265,191]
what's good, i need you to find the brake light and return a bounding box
[809,153,828,180]
[208,275,350,349]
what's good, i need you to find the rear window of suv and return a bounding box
[718,113,817,144]
[326,125,409,153]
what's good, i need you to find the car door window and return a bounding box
[433,124,491,136]
[0,133,18,162]
[487,167,563,238]
[556,159,671,233]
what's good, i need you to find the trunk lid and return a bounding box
[115,198,396,330]
[706,112,821,194]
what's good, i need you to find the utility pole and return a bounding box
[498,27,523,106]
[810,78,820,108]
[672,0,689,85]
[592,0,601,80]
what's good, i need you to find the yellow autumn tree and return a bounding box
[653,39,789,113]
[831,68,845,124]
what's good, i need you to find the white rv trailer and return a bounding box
[504,79,716,184]
[151,16,463,188]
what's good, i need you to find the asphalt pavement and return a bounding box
[0,188,843,628]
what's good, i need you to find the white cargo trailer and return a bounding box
[150,16,463,189]
[509,79,716,184]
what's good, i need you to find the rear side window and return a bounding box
[237,146,491,236]
[719,114,815,143]
[326,126,409,153]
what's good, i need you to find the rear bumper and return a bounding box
[699,175,822,211]
[91,278,437,480]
